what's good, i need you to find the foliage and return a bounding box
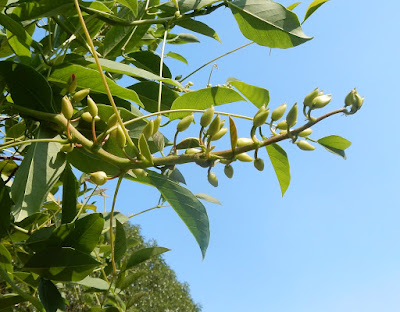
[0,0,363,310]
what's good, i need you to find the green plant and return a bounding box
[0,0,363,310]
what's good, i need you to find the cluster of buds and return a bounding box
[344,88,364,114]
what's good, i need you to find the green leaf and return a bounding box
[166,52,188,64]
[129,81,179,113]
[158,0,219,13]
[23,247,101,282]
[125,247,170,270]
[63,213,105,254]
[103,212,130,229]
[168,33,200,44]
[175,19,221,42]
[0,294,27,310]
[76,276,109,290]
[114,219,127,263]
[116,0,138,16]
[318,135,351,159]
[303,0,329,23]
[11,128,67,221]
[195,193,222,205]
[175,137,200,150]
[0,178,12,238]
[116,272,145,291]
[287,2,301,11]
[0,61,56,113]
[11,0,74,21]
[266,143,290,196]
[38,278,66,312]
[127,51,172,78]
[126,171,210,258]
[48,64,143,107]
[229,116,238,150]
[85,57,181,88]
[0,244,12,275]
[227,0,312,48]
[227,77,269,108]
[169,86,246,120]
[61,164,78,224]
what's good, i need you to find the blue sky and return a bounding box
[111,0,400,311]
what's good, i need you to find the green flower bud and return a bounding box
[271,103,287,121]
[185,148,202,155]
[60,144,74,153]
[254,158,264,171]
[296,140,316,151]
[345,88,357,107]
[177,114,194,132]
[236,137,253,147]
[298,128,313,137]
[81,111,93,123]
[153,115,162,134]
[253,105,270,127]
[303,88,319,107]
[211,127,228,141]
[208,172,218,187]
[87,96,98,117]
[116,125,126,148]
[276,120,288,130]
[142,120,154,139]
[61,96,74,120]
[354,93,364,111]
[107,113,119,128]
[139,134,153,163]
[72,88,90,102]
[236,153,253,162]
[68,74,77,94]
[200,106,215,128]
[224,164,234,178]
[286,103,298,129]
[312,94,332,108]
[207,115,221,138]
[279,130,288,136]
[131,168,148,177]
[89,171,108,185]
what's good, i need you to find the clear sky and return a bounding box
[111,0,400,311]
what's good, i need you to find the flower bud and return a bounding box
[139,134,153,163]
[60,144,74,153]
[89,171,108,185]
[276,120,288,130]
[286,103,298,129]
[303,88,319,107]
[107,112,119,128]
[61,96,73,120]
[236,137,253,147]
[224,164,234,178]
[211,127,228,141]
[131,168,148,177]
[68,74,77,94]
[236,153,253,162]
[344,88,357,107]
[177,114,194,132]
[354,93,364,111]
[200,106,214,128]
[253,105,269,128]
[185,148,201,155]
[116,125,126,148]
[153,115,162,134]
[271,103,287,121]
[87,95,98,117]
[312,94,332,108]
[298,128,313,137]
[253,158,264,171]
[207,172,218,187]
[72,88,90,102]
[142,120,154,139]
[296,140,316,151]
[207,115,221,138]
[81,111,93,123]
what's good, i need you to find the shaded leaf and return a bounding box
[303,0,329,23]
[158,0,219,13]
[125,247,170,270]
[116,0,138,16]
[23,247,101,282]
[103,211,130,229]
[229,116,238,150]
[11,128,66,221]
[114,219,127,263]
[167,168,186,185]
[227,77,269,108]
[0,294,27,310]
[126,171,210,257]
[168,33,200,44]
[49,63,143,107]
[176,19,221,42]
[61,164,78,224]
[0,61,56,113]
[127,51,172,78]
[12,0,73,21]
[0,178,12,238]
[266,143,290,196]
[318,135,351,159]
[228,0,312,48]
[76,276,109,290]
[0,244,12,275]
[38,278,66,312]
[195,193,221,205]
[175,137,200,150]
[169,86,246,120]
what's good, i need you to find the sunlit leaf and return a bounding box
[266,143,290,196]
[195,193,222,205]
[287,2,301,10]
[176,19,221,42]
[318,135,351,159]
[166,52,188,64]
[227,77,269,108]
[303,0,329,23]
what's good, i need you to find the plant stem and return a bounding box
[110,175,123,276]
[158,28,169,113]
[0,138,69,151]
[180,41,254,82]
